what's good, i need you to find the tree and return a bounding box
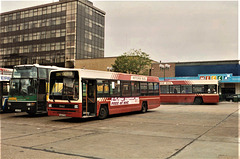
[112,49,152,75]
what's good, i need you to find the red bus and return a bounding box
[160,80,219,104]
[47,69,160,119]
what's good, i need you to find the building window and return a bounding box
[13,13,16,20]
[85,31,92,40]
[56,17,61,25]
[29,10,33,17]
[51,18,56,25]
[51,30,56,38]
[60,29,66,36]
[33,33,37,40]
[85,19,92,28]
[52,5,57,13]
[24,11,29,18]
[57,5,61,12]
[43,7,47,14]
[38,8,42,15]
[84,43,91,52]
[51,43,55,51]
[47,6,51,14]
[29,33,32,41]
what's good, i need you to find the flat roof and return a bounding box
[153,60,240,66]
[0,0,105,16]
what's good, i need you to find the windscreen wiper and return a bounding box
[51,93,55,102]
[67,95,71,103]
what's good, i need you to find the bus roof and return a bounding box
[160,80,219,85]
[0,68,13,76]
[14,64,63,69]
[50,69,159,82]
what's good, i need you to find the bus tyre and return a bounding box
[98,105,108,120]
[141,102,148,113]
[194,97,203,105]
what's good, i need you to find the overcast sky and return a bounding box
[1,0,238,62]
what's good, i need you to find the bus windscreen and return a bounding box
[50,71,79,101]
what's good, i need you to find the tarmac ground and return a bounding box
[0,102,239,159]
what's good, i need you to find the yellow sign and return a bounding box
[9,97,17,101]
[211,76,217,80]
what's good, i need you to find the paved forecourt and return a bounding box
[1,102,238,159]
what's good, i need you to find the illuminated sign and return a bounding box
[131,76,147,81]
[56,71,74,77]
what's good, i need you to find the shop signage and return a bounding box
[198,74,232,81]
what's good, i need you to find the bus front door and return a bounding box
[82,79,97,117]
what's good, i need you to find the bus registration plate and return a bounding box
[59,114,66,117]
[15,109,21,112]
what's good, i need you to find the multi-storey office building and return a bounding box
[0,0,105,68]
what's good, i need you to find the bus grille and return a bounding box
[52,104,75,109]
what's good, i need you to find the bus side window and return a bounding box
[181,85,192,94]
[131,81,140,96]
[170,85,180,94]
[140,82,148,96]
[193,85,204,93]
[148,83,154,95]
[207,85,217,94]
[39,68,47,79]
[110,80,120,96]
[97,80,109,97]
[121,81,131,96]
[154,83,159,95]
[160,85,169,94]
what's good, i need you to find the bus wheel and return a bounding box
[194,97,203,105]
[141,102,148,113]
[98,105,108,120]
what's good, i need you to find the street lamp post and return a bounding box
[159,63,170,81]
[107,67,113,72]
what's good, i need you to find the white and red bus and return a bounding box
[47,69,160,119]
[160,80,219,104]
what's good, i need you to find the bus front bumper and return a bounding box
[7,102,36,113]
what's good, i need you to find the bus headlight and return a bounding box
[74,105,78,109]
[27,103,35,106]
[48,104,52,107]
[8,102,11,106]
